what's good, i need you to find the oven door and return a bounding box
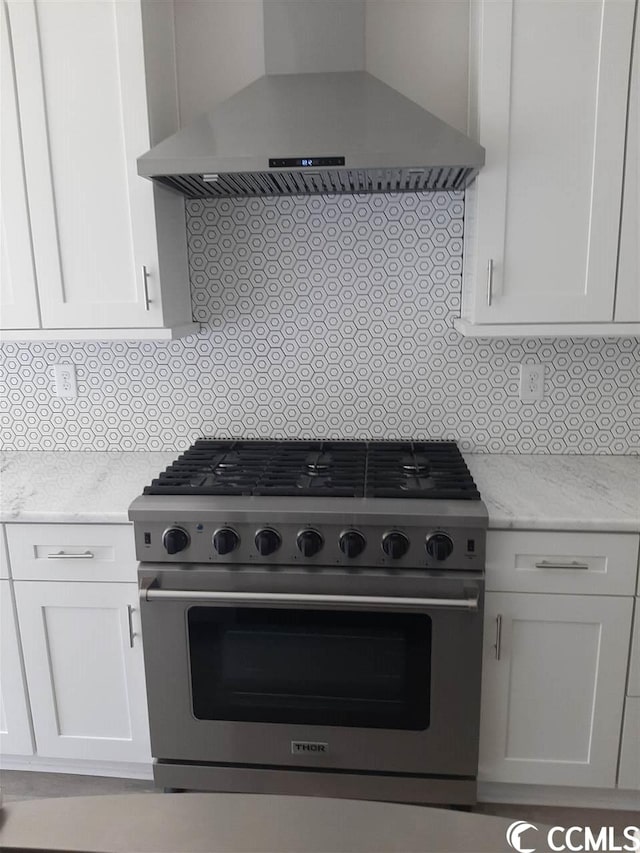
[138,569,483,777]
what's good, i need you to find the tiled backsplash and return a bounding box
[1,192,638,453]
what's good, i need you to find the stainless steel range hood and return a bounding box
[137,72,485,198]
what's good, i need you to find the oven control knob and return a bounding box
[339,530,366,559]
[426,533,454,562]
[297,529,323,557]
[255,528,281,556]
[162,527,190,555]
[213,527,239,555]
[382,532,410,559]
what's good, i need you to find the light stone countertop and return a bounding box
[1,450,638,531]
[465,453,640,532]
[0,450,177,524]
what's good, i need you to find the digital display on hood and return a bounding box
[269,157,345,168]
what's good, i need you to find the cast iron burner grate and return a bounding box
[144,439,480,500]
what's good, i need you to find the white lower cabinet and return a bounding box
[13,581,150,763]
[627,598,640,697]
[618,599,640,790]
[480,592,632,788]
[0,580,35,756]
[618,698,640,790]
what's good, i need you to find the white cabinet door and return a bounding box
[7,0,172,330]
[0,580,34,756]
[479,592,632,787]
[0,0,40,329]
[615,5,640,322]
[463,0,635,326]
[14,581,150,763]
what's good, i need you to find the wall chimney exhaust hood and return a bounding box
[137,71,485,199]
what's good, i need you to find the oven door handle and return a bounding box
[140,585,480,612]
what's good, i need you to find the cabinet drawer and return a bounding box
[6,524,137,582]
[628,599,640,698]
[486,531,639,595]
[618,697,640,790]
[0,526,9,579]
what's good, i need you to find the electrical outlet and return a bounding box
[53,364,77,399]
[519,363,545,402]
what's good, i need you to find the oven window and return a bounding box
[187,607,431,730]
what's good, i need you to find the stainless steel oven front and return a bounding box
[138,564,484,803]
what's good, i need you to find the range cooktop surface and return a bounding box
[143,439,481,500]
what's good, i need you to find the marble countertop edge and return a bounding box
[487,517,640,533]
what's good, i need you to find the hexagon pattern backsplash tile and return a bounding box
[1,192,639,453]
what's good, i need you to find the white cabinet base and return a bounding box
[0,323,199,342]
[479,781,640,811]
[0,754,153,780]
[618,698,640,791]
[454,319,640,338]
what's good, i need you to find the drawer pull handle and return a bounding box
[494,614,503,660]
[534,560,589,570]
[47,550,95,560]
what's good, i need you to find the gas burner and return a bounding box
[401,453,431,476]
[305,452,333,475]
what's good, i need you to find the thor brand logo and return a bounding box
[291,741,328,754]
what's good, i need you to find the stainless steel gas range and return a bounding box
[129,440,487,805]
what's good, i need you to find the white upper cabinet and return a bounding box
[615,5,640,322]
[0,0,40,329]
[459,0,638,336]
[1,0,196,340]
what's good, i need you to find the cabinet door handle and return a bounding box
[494,614,502,660]
[141,265,151,311]
[487,258,494,306]
[47,550,94,560]
[534,560,590,570]
[127,605,135,648]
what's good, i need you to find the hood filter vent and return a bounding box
[155,166,477,199]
